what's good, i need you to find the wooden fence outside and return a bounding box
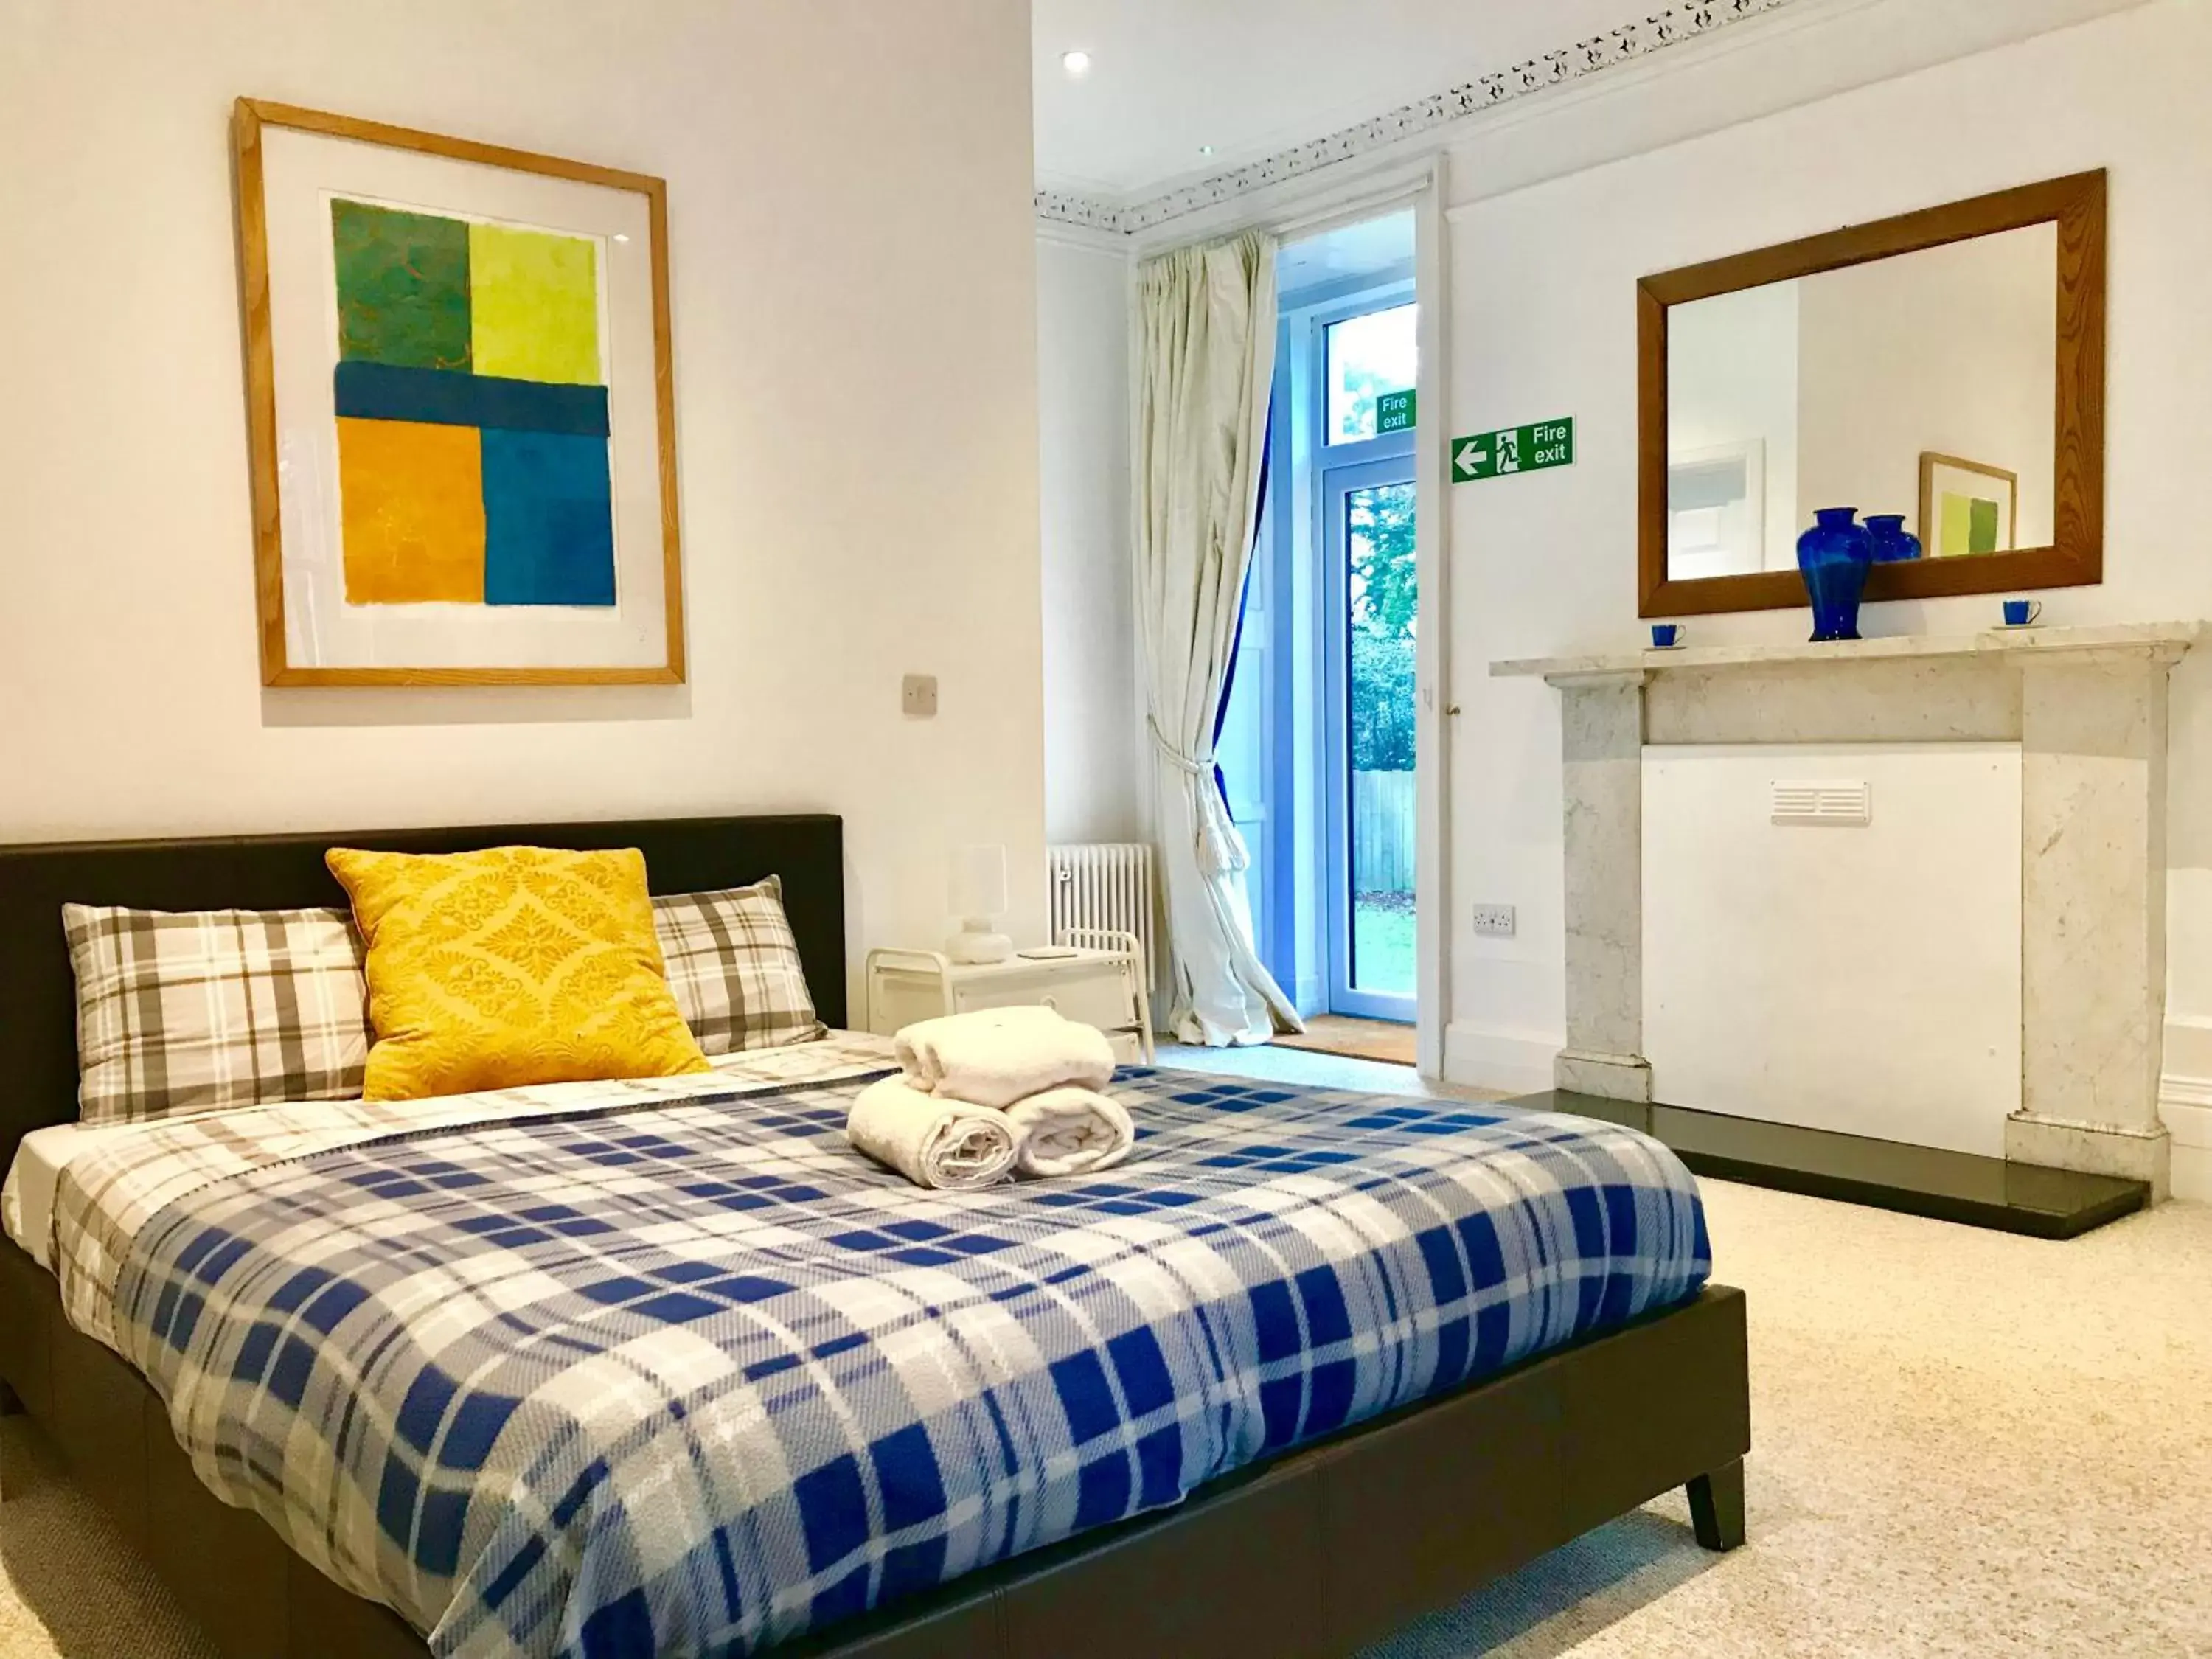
[1352,769,1416,894]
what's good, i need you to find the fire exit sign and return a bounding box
[1377,389,1416,434]
[1452,417,1575,482]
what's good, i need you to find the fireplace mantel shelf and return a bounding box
[1491,621,2200,684]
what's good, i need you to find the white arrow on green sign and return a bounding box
[1453,417,1574,482]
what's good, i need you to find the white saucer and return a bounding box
[1993,622,2043,630]
[1647,642,1688,651]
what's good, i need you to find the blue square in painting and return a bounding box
[480,428,616,606]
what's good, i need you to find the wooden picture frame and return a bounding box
[1638,170,2106,619]
[234,99,685,686]
[1919,453,2020,561]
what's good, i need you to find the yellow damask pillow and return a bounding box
[325,845,711,1101]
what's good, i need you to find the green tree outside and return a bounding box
[1349,482,1416,773]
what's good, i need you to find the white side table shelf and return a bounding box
[865,931,1155,1065]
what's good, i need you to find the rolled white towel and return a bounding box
[847,1075,1023,1190]
[1004,1086,1135,1179]
[895,1006,1116,1110]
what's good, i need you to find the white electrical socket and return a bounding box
[1472,904,1516,938]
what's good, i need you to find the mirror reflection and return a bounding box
[1665,221,2056,580]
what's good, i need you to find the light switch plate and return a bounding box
[902,674,939,717]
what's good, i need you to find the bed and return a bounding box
[0,815,1748,1659]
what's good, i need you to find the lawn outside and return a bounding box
[1352,891,1415,996]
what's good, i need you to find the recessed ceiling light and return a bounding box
[1198,145,1215,156]
[1061,49,1092,77]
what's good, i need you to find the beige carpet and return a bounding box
[3,1184,2208,1657]
[0,1417,213,1659]
[1368,1183,2212,1658]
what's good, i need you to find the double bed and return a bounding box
[0,815,1748,1658]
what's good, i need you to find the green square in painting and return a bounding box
[1969,496,2001,554]
[332,200,472,371]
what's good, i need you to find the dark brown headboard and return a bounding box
[0,814,845,1172]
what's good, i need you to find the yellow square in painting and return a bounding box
[336,417,485,604]
[1938,493,1975,559]
[470,223,601,385]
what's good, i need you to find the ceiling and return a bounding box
[1033,0,1651,201]
[1278,212,1416,299]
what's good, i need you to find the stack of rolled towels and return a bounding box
[847,1006,1135,1190]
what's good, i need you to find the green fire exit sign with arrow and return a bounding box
[1453,417,1574,482]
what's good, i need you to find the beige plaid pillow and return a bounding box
[64,904,371,1124]
[652,877,826,1054]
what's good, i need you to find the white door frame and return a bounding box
[1409,160,1453,1076]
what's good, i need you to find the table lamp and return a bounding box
[947,844,1014,964]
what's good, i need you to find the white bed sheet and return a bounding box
[2,1120,136,1271]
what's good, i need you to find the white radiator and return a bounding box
[1048,843,1159,997]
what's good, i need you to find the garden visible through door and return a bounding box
[1346,479,1416,1001]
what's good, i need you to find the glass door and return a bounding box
[1322,458,1416,1022]
[1225,235,1419,1029]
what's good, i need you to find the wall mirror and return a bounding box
[1638,171,2104,618]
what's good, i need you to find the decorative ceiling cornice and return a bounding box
[1034,0,1804,237]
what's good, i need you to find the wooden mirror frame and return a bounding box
[1638,170,2106,619]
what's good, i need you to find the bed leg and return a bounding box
[1687,1458,1745,1552]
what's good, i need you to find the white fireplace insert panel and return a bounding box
[1643,742,2022,1157]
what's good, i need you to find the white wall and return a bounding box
[1667,279,1800,574]
[1035,234,1140,843]
[1796,224,2057,549]
[1668,225,2057,574]
[0,0,1047,1003]
[1438,0,2212,1152]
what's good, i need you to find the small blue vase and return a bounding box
[1797,507,1874,642]
[1865,514,1922,563]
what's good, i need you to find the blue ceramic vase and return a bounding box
[1865,514,1923,563]
[1797,507,1874,642]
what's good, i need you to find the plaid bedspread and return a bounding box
[70,1057,1709,1658]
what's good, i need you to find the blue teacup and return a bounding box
[1651,623,1683,648]
[2003,599,2042,627]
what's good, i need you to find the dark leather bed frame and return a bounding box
[0,815,1749,1658]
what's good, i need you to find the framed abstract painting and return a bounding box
[1919,453,2019,563]
[233,100,684,686]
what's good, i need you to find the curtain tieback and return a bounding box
[1148,718,1251,877]
[1146,717,1210,777]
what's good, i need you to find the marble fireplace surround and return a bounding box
[1492,622,2202,1197]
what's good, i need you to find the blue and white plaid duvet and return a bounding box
[104,1062,1708,1658]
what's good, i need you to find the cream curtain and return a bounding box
[1134,230,1302,1046]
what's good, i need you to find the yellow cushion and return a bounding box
[326,845,711,1101]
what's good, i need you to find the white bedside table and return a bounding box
[865,931,1155,1065]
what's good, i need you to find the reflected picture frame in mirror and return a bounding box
[1638,170,2105,619]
